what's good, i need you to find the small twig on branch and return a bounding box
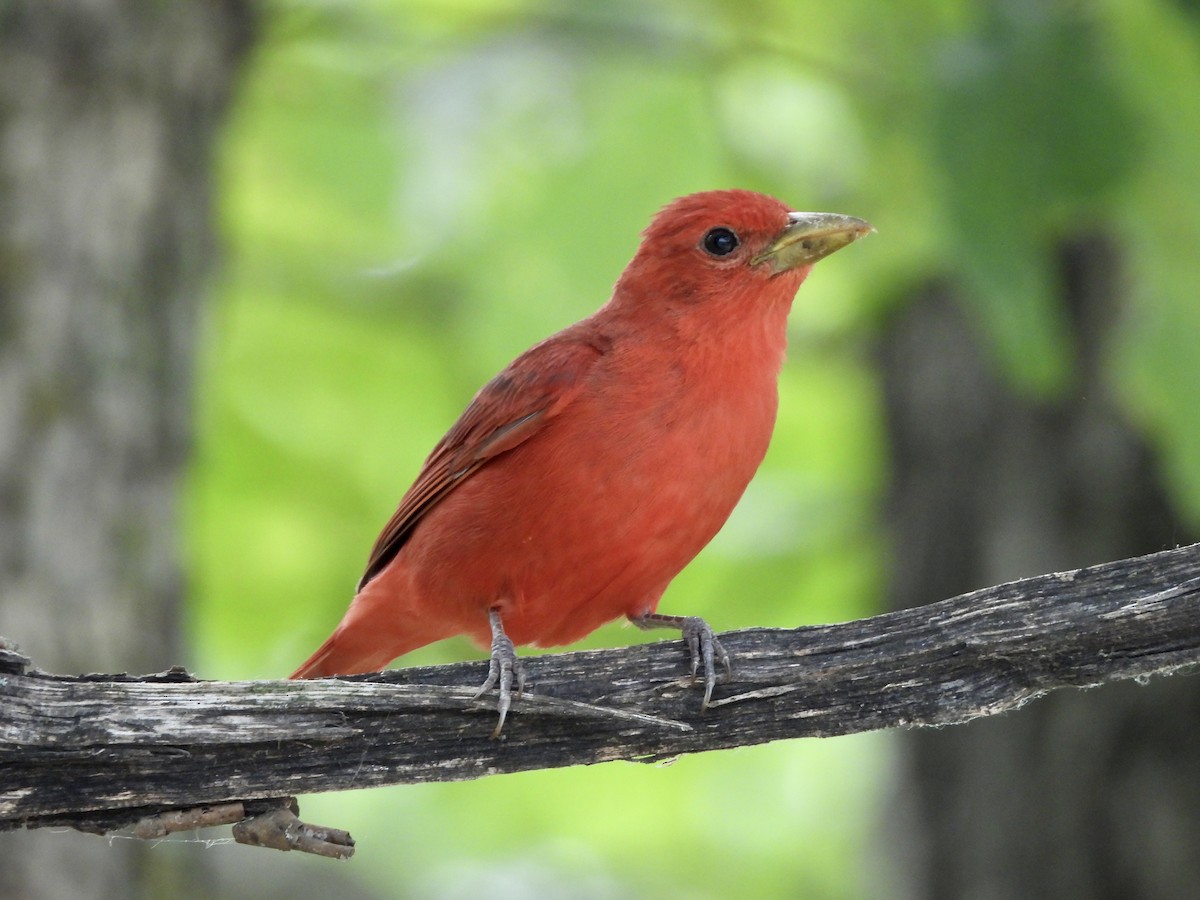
[2,543,1199,858]
[231,802,355,860]
[133,801,250,839]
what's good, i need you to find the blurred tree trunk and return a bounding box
[880,237,1200,898]
[0,2,255,898]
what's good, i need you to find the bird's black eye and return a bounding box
[701,227,739,257]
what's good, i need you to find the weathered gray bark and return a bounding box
[880,237,1200,899]
[3,542,1198,850]
[0,2,255,898]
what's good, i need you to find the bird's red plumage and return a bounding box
[292,190,857,680]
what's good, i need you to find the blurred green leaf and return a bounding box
[931,3,1142,394]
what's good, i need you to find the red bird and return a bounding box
[292,189,871,734]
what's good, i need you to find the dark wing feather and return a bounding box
[357,332,608,590]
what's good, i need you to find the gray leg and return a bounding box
[630,613,731,709]
[472,607,528,738]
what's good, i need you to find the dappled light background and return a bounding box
[185,2,1200,897]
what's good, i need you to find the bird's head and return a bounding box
[613,189,871,312]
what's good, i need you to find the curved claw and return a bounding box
[630,612,732,709]
[679,616,731,710]
[473,607,528,738]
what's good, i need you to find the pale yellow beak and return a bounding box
[752,211,874,274]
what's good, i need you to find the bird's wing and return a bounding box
[357,331,610,590]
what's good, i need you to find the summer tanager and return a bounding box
[292,189,871,735]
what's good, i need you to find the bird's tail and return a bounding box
[290,630,361,679]
[290,622,435,679]
[290,581,440,678]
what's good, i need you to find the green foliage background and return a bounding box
[186,1,1200,896]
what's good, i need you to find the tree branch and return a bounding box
[3,543,1199,855]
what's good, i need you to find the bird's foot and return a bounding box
[630,613,731,709]
[473,607,527,738]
